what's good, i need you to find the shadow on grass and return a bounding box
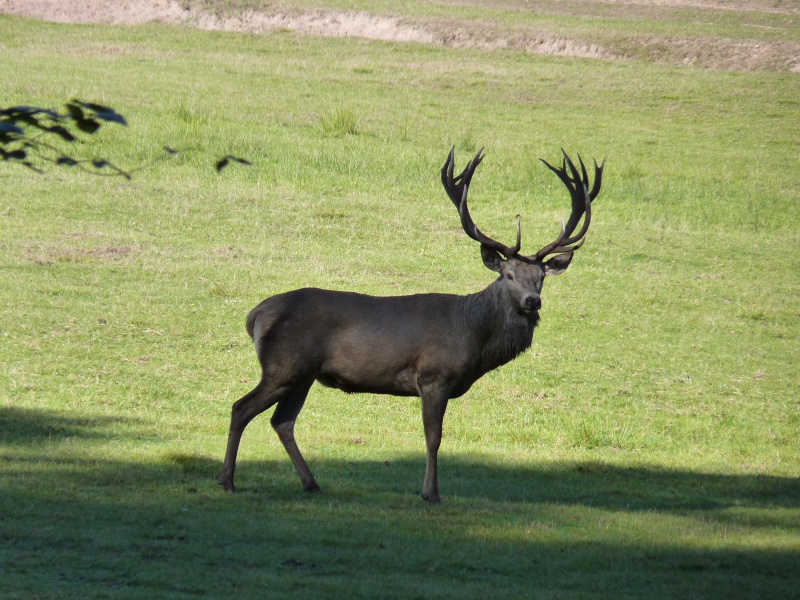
[2,408,798,599]
[0,406,148,445]
[4,405,795,511]
[225,454,800,515]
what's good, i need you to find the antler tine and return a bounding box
[441,147,484,209]
[576,155,604,201]
[579,155,589,191]
[442,148,521,258]
[562,156,605,248]
[560,151,590,242]
[534,149,603,261]
[589,158,604,200]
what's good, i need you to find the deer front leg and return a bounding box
[420,390,449,503]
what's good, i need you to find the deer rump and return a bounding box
[247,286,537,399]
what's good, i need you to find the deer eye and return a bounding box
[506,273,514,281]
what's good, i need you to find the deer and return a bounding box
[219,147,603,503]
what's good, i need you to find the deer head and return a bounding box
[441,147,604,314]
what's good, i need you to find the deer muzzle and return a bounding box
[523,295,541,312]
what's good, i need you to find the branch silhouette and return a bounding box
[1,99,250,177]
[1,101,131,177]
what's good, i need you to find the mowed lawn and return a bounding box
[1,2,799,598]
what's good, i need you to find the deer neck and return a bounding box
[465,279,538,373]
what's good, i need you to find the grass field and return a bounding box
[1,1,799,598]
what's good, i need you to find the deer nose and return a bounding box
[525,296,541,311]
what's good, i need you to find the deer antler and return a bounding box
[533,150,604,260]
[441,147,521,258]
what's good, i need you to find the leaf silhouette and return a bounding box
[216,154,252,172]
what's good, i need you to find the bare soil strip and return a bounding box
[1,0,798,71]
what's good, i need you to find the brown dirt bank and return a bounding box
[1,0,798,72]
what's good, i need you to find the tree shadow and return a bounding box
[440,457,800,512]
[0,406,147,445]
[230,454,800,515]
[2,408,798,599]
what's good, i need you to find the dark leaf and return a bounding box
[48,126,76,142]
[56,156,79,166]
[14,114,43,128]
[3,106,58,119]
[65,103,85,122]
[216,154,252,171]
[0,122,25,135]
[94,110,128,126]
[76,119,101,134]
[163,146,180,155]
[73,100,128,126]
[1,148,27,161]
[73,100,113,113]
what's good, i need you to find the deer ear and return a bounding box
[481,245,505,273]
[543,252,573,276]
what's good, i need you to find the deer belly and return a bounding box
[316,358,419,397]
[311,320,429,396]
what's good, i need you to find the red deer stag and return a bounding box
[219,148,603,502]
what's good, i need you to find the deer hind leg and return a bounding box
[420,390,449,503]
[219,380,293,492]
[270,379,319,492]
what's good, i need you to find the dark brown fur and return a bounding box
[219,255,568,502]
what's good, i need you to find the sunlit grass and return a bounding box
[0,6,798,599]
[320,107,361,137]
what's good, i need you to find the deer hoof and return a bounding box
[303,481,321,493]
[421,492,441,504]
[219,477,236,493]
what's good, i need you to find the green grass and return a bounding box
[320,107,361,137]
[1,4,799,599]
